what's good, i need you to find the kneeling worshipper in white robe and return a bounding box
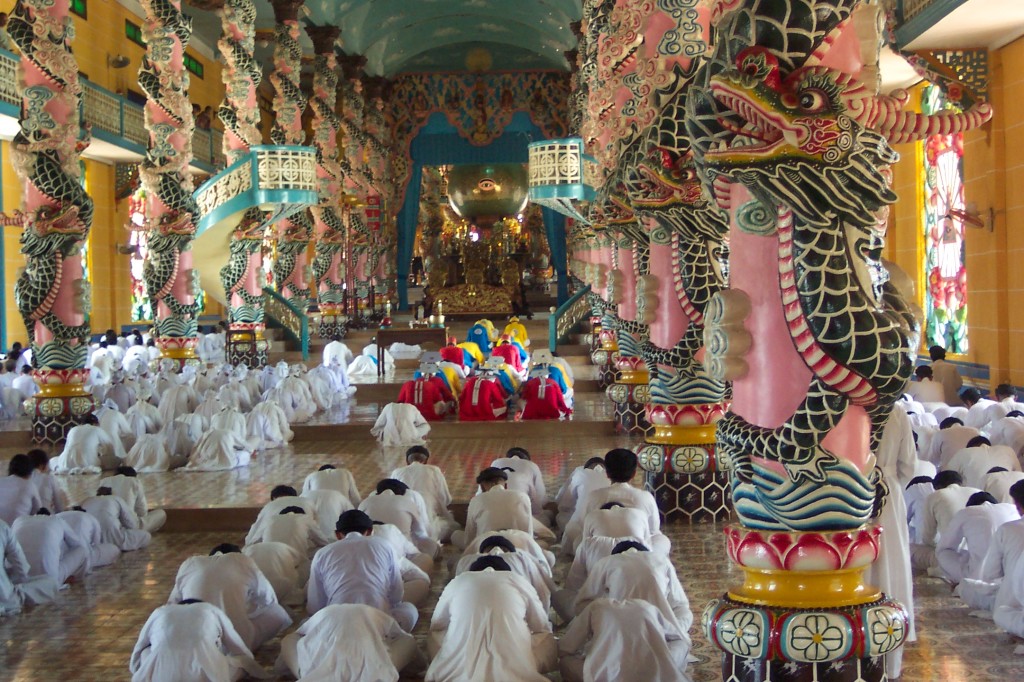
[303,367,335,412]
[51,415,128,474]
[277,604,423,682]
[124,433,172,473]
[12,510,89,586]
[947,436,1023,489]
[913,470,981,571]
[555,457,610,531]
[105,377,137,415]
[556,534,647,622]
[322,336,353,368]
[455,535,554,612]
[390,446,460,542]
[246,399,294,451]
[0,454,42,524]
[371,402,430,447]
[157,378,199,426]
[303,464,362,508]
[453,467,556,551]
[986,412,1024,457]
[369,522,432,605]
[57,507,120,570]
[579,503,655,553]
[164,414,204,468]
[986,467,1024,504]
[247,507,331,582]
[102,467,167,533]
[426,556,557,682]
[96,398,135,451]
[301,488,354,540]
[242,542,305,606]
[265,382,315,425]
[130,600,267,682]
[186,428,253,471]
[574,541,692,636]
[80,487,151,551]
[169,543,292,651]
[492,447,550,525]
[959,481,1024,633]
[360,479,440,558]
[307,510,419,632]
[126,393,163,441]
[245,486,318,546]
[0,519,59,616]
[937,491,1020,584]
[211,404,251,444]
[560,598,693,682]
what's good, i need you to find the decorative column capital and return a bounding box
[363,75,391,102]
[186,0,225,11]
[339,53,367,81]
[270,0,304,23]
[306,25,340,55]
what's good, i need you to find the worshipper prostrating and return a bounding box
[426,556,557,682]
[936,491,1020,583]
[563,448,670,556]
[245,486,318,546]
[80,486,152,552]
[985,467,1024,505]
[360,479,439,558]
[185,427,253,471]
[454,534,555,612]
[492,446,551,525]
[945,436,1022,489]
[560,597,693,682]
[397,363,454,421]
[0,519,58,616]
[913,470,981,571]
[169,543,291,651]
[519,365,572,420]
[458,371,509,422]
[51,414,128,474]
[242,541,305,606]
[101,466,167,533]
[556,457,610,531]
[371,402,431,446]
[57,506,119,571]
[390,446,460,542]
[307,509,418,632]
[926,417,980,468]
[277,604,424,681]
[452,467,536,550]
[906,365,946,404]
[302,464,362,508]
[959,481,1024,625]
[0,454,42,524]
[129,599,266,682]
[12,509,89,586]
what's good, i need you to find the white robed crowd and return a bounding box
[121,445,696,681]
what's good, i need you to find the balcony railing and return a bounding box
[264,286,309,361]
[549,283,592,353]
[0,47,223,172]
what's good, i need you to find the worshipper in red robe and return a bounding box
[440,337,467,370]
[398,364,455,422]
[519,369,572,420]
[491,336,524,374]
[459,375,508,421]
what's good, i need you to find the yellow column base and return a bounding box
[647,423,717,445]
[729,565,881,609]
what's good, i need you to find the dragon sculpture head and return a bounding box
[20,203,85,257]
[704,46,992,230]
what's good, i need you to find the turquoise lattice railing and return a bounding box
[549,284,591,353]
[264,287,309,361]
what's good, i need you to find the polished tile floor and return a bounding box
[1,436,1022,680]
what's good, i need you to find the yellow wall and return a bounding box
[2,140,27,348]
[886,35,1024,389]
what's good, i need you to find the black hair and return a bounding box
[966,436,992,448]
[476,467,508,485]
[280,506,305,515]
[506,447,530,460]
[988,467,1009,475]
[915,365,933,380]
[116,465,138,477]
[209,543,241,555]
[1008,410,1024,418]
[406,445,430,463]
[479,535,517,554]
[600,502,625,510]
[604,448,638,483]
[960,388,982,405]
[996,384,1017,400]
[967,491,998,507]
[583,457,605,470]
[271,485,298,500]
[939,417,964,429]
[27,449,49,470]
[8,454,33,478]
[318,464,336,471]
[36,507,51,516]
[97,486,113,496]
[468,556,511,572]
[376,479,409,496]
[929,345,947,361]
[906,476,933,489]
[933,470,964,490]
[179,598,204,605]
[1010,480,1024,509]
[336,509,373,534]
[611,540,649,555]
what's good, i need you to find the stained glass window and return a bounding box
[922,84,968,353]
[128,188,151,322]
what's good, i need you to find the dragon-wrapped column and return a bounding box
[686,1,990,678]
[216,0,268,367]
[306,26,347,339]
[339,55,371,318]
[9,0,96,443]
[589,234,620,388]
[139,0,201,371]
[268,0,313,311]
[606,233,653,437]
